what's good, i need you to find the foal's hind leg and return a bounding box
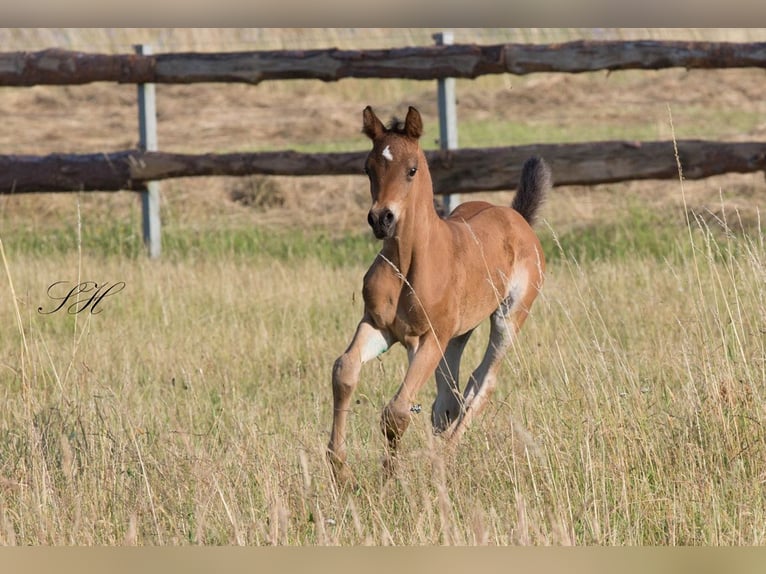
[431,330,473,434]
[447,297,528,445]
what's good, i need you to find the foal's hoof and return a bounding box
[381,404,410,443]
[431,408,463,437]
[381,454,399,481]
[431,414,455,436]
[333,467,355,490]
[431,397,464,434]
[327,450,353,487]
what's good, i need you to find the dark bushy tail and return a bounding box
[512,156,551,226]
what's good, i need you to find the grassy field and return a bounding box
[1,186,765,545]
[1,28,766,546]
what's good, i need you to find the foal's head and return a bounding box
[362,106,432,240]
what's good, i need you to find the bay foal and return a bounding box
[328,106,551,482]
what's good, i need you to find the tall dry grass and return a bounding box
[0,186,764,544]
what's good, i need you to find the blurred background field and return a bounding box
[2,28,765,248]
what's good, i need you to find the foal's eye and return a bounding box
[407,167,418,178]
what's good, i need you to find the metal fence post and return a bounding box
[134,44,161,259]
[433,31,459,215]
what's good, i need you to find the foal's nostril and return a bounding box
[368,208,395,238]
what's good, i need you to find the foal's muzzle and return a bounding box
[367,208,396,239]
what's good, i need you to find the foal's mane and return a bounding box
[386,116,408,136]
[386,116,406,136]
[359,116,408,139]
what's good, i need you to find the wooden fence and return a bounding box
[1,39,765,257]
[1,40,765,196]
[2,41,766,85]
[2,141,764,195]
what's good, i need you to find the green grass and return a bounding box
[0,219,380,266]
[456,119,663,147]
[228,106,763,155]
[1,203,754,277]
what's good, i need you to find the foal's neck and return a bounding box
[381,197,443,277]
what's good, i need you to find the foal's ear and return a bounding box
[362,106,385,140]
[404,106,423,139]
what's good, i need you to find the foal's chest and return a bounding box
[362,260,432,340]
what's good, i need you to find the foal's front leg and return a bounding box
[381,333,446,473]
[328,317,392,484]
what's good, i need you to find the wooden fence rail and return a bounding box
[2,140,764,195]
[1,40,766,86]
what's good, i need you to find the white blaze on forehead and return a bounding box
[381,145,394,161]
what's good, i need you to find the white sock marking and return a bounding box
[361,330,390,362]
